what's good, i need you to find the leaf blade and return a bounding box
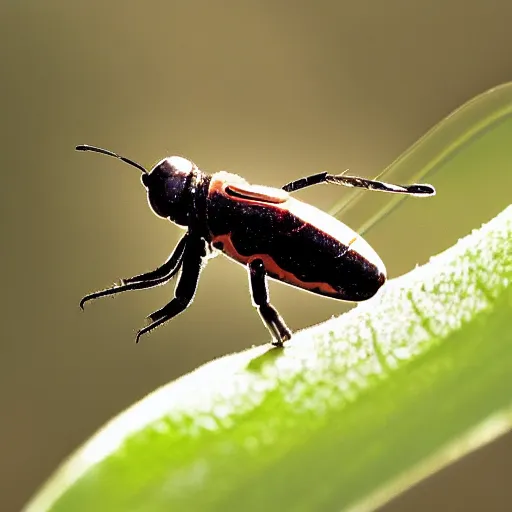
[26,206,512,512]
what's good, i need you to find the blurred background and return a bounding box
[1,1,512,510]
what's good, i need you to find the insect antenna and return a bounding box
[76,144,148,174]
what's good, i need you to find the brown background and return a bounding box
[2,1,512,511]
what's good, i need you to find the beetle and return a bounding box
[77,144,435,345]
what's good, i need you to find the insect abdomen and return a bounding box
[207,175,386,301]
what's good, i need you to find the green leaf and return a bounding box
[25,204,512,511]
[329,82,512,239]
[26,84,512,511]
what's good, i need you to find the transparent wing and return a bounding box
[329,82,512,236]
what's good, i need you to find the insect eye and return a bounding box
[164,172,189,203]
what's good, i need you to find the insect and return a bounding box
[77,144,435,346]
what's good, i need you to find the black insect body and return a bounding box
[77,145,435,346]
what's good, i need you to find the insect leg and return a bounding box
[248,259,292,346]
[282,172,329,193]
[135,236,206,343]
[283,172,435,196]
[122,234,188,284]
[80,234,188,309]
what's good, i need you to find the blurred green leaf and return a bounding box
[330,82,512,238]
[25,204,512,511]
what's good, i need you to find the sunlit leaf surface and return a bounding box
[25,86,512,512]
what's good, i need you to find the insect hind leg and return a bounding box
[283,171,435,196]
[324,174,435,196]
[282,172,327,193]
[248,259,292,346]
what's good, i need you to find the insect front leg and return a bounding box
[122,233,189,285]
[79,234,188,309]
[248,259,292,346]
[135,235,206,343]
